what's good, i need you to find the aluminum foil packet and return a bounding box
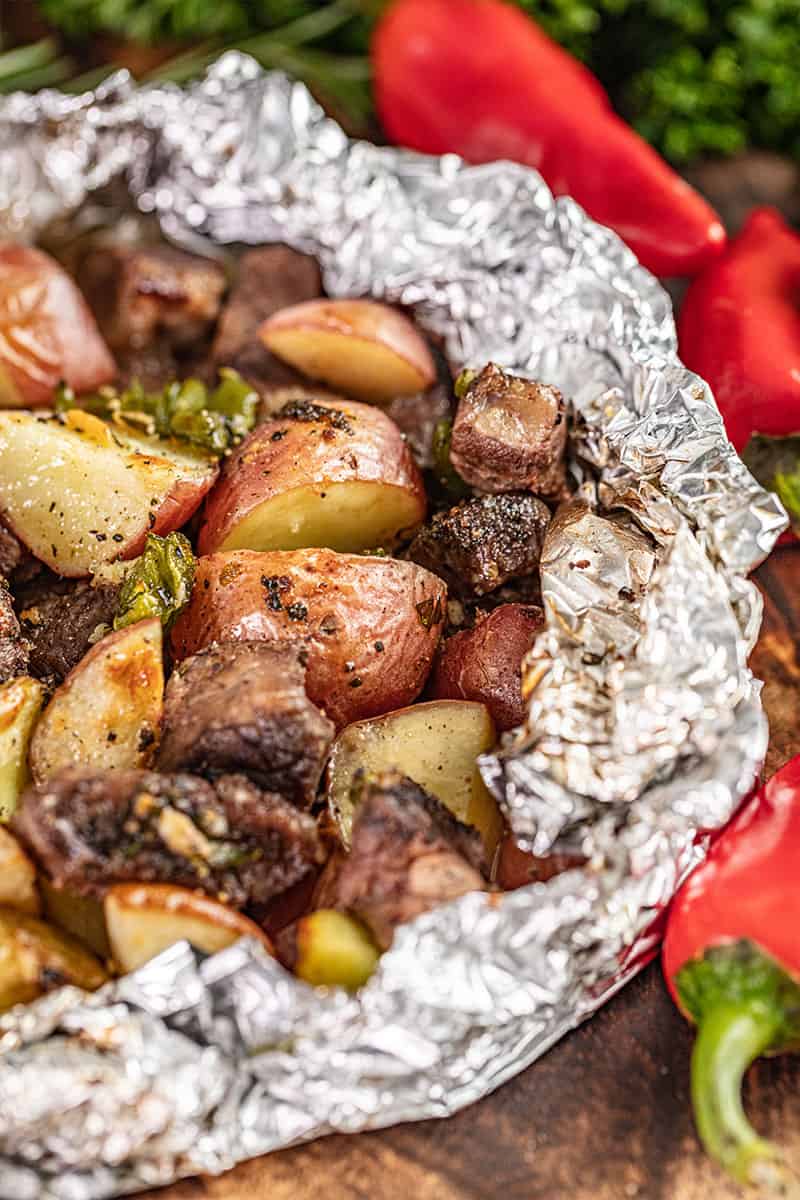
[0,54,788,1199]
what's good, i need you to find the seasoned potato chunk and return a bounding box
[0,676,44,820]
[0,827,39,914]
[0,907,107,1011]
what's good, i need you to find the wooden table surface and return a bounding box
[143,546,800,1200]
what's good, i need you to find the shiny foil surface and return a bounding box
[0,54,789,1200]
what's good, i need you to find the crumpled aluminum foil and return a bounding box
[0,54,788,1199]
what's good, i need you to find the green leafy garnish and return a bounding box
[431,418,470,500]
[114,532,196,631]
[742,433,800,533]
[56,369,258,456]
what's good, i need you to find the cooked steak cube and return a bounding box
[450,363,567,496]
[14,768,324,908]
[15,576,120,688]
[0,523,24,580]
[212,246,322,395]
[0,580,28,683]
[321,771,487,950]
[77,244,226,353]
[157,641,334,806]
[407,493,550,598]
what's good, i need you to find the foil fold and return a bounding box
[0,54,788,1199]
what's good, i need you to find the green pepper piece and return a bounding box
[114,532,196,632]
[431,417,470,498]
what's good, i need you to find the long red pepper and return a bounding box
[663,755,800,1191]
[372,0,726,278]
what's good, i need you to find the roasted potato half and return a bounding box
[198,397,426,555]
[291,909,379,991]
[326,699,503,855]
[40,880,110,959]
[0,411,217,576]
[0,827,39,915]
[105,884,273,972]
[0,676,44,820]
[0,243,115,408]
[0,907,107,1011]
[30,618,164,784]
[259,299,437,402]
[171,550,447,728]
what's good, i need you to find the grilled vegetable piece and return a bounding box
[278,909,380,991]
[385,381,453,473]
[0,676,44,821]
[212,246,323,395]
[321,770,487,950]
[14,769,325,908]
[259,299,437,403]
[171,549,447,729]
[327,700,502,856]
[450,363,567,496]
[431,417,471,499]
[40,880,109,959]
[16,576,121,688]
[0,243,115,408]
[0,580,28,684]
[57,370,259,456]
[407,493,550,599]
[0,908,107,1011]
[430,603,544,731]
[76,243,226,353]
[105,883,274,973]
[198,396,426,556]
[495,834,586,890]
[29,618,164,784]
[157,640,334,806]
[114,533,195,632]
[0,827,39,914]
[0,411,217,576]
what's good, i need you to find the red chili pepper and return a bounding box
[679,208,800,534]
[663,755,800,1191]
[371,0,726,278]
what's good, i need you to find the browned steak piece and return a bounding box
[407,493,550,599]
[319,771,487,950]
[0,523,24,580]
[77,244,226,353]
[14,768,325,907]
[0,580,28,683]
[212,246,322,395]
[450,363,567,496]
[157,641,334,806]
[15,576,120,688]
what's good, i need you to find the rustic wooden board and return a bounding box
[144,546,800,1200]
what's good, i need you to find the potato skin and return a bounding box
[171,549,447,728]
[495,833,585,890]
[198,396,426,555]
[429,603,544,731]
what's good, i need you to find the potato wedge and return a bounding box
[0,676,44,820]
[0,827,39,915]
[171,550,446,728]
[293,909,379,990]
[327,700,503,854]
[105,884,273,973]
[0,243,115,408]
[198,397,426,555]
[30,618,163,783]
[259,299,436,402]
[0,907,107,1011]
[40,880,109,959]
[0,411,217,576]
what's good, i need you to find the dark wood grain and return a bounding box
[143,547,800,1200]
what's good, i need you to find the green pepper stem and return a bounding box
[692,1002,800,1194]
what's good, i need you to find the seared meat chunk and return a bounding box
[0,580,28,683]
[14,768,324,908]
[319,771,487,950]
[157,641,334,806]
[451,363,567,496]
[0,523,23,580]
[77,244,226,353]
[15,575,120,687]
[212,246,322,395]
[407,493,550,599]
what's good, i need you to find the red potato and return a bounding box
[429,603,544,731]
[259,298,437,402]
[0,411,217,576]
[0,243,115,407]
[171,549,447,728]
[198,396,426,555]
[495,832,586,890]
